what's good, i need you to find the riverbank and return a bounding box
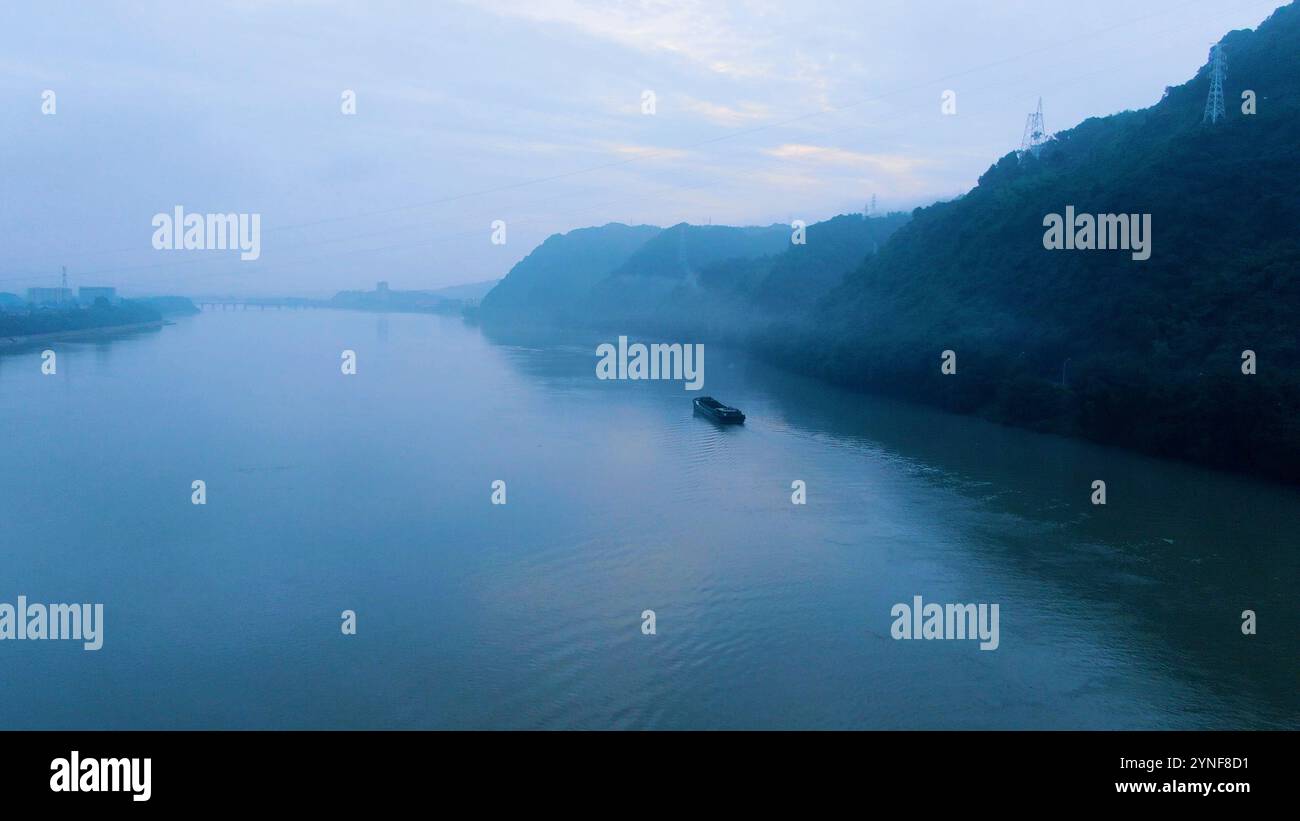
[0,319,167,350]
[0,298,183,351]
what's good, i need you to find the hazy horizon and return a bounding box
[0,0,1285,298]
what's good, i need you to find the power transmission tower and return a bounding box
[1020,98,1048,154]
[61,265,68,305]
[1203,44,1226,124]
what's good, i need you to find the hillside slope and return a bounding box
[581,223,791,323]
[479,223,662,323]
[797,3,1300,480]
[710,212,911,311]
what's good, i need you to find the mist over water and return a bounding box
[1,310,1295,729]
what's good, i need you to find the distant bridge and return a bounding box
[197,298,321,311]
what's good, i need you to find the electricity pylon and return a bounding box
[1203,44,1226,124]
[1020,98,1048,155]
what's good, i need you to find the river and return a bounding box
[0,309,1295,728]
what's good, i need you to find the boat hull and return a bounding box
[693,398,745,424]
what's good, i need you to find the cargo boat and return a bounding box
[693,396,745,424]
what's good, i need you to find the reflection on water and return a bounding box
[0,311,1295,729]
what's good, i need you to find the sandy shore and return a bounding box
[0,320,167,349]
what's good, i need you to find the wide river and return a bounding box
[1,309,1296,728]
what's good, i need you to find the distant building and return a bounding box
[26,287,74,306]
[376,281,389,293]
[79,286,118,305]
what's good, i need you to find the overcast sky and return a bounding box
[0,0,1284,297]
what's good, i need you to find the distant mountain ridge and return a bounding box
[609,223,791,280]
[703,213,910,311]
[430,279,499,302]
[582,222,792,325]
[479,215,906,332]
[479,223,662,323]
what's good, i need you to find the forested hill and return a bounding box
[612,212,911,338]
[478,223,662,322]
[797,2,1300,480]
[581,222,792,324]
[709,212,910,311]
[479,216,906,332]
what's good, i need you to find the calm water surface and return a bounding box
[1,310,1296,728]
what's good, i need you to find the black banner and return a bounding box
[4,730,1285,808]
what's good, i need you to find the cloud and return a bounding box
[461,0,775,79]
[762,144,925,176]
[602,142,692,162]
[678,97,770,126]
